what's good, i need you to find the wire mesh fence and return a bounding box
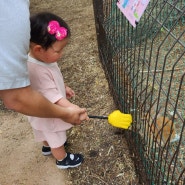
[92,0,185,184]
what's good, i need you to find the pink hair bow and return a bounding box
[47,20,67,41]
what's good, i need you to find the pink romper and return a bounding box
[27,55,73,148]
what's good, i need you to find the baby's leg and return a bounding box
[51,145,66,161]
[43,140,49,146]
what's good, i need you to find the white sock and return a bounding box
[58,153,67,161]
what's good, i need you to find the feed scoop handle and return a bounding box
[88,115,108,119]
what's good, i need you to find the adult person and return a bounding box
[0,1,88,124]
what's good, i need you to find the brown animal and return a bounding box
[150,116,177,145]
[144,101,180,146]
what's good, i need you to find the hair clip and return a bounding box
[47,20,67,41]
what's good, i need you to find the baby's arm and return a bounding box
[56,97,78,109]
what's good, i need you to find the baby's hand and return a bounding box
[65,86,75,99]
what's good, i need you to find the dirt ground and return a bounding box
[0,1,138,185]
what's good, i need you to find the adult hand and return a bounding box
[64,106,89,125]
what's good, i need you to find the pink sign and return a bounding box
[117,0,150,27]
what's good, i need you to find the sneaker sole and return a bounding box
[42,151,52,156]
[56,162,82,169]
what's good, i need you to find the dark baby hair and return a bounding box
[30,12,71,49]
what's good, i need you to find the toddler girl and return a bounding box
[27,12,84,169]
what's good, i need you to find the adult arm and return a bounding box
[0,86,88,125]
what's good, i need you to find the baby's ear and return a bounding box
[33,45,43,53]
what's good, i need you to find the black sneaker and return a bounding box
[42,142,68,156]
[56,153,84,169]
[42,146,52,156]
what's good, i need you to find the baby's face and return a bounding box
[41,38,69,63]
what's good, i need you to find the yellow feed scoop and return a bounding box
[89,110,132,129]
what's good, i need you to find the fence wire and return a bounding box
[92,0,185,184]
